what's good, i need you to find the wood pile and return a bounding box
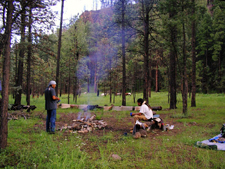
[58,114,108,134]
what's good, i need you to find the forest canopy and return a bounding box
[1,0,225,108]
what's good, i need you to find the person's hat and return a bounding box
[49,80,56,86]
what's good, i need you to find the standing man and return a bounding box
[45,80,60,134]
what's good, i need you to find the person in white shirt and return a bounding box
[132,98,153,126]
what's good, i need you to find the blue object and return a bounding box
[209,135,225,143]
[130,112,133,116]
[153,114,160,118]
[57,100,61,103]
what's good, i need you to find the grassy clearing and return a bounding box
[2,92,225,168]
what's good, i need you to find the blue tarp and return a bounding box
[196,134,225,151]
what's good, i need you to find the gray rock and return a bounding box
[111,154,122,160]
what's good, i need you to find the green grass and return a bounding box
[2,92,225,168]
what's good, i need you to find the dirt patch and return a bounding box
[31,111,189,161]
[36,112,184,139]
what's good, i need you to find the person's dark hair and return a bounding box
[137,98,144,104]
[137,98,152,109]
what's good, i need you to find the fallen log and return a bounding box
[135,106,162,111]
[151,106,162,111]
[70,104,79,108]
[87,105,103,110]
[103,105,113,111]
[59,104,71,109]
[8,104,36,112]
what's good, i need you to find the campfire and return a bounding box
[58,112,107,134]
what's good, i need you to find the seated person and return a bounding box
[131,98,153,126]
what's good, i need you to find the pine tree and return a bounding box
[0,0,13,150]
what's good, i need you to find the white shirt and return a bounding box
[139,104,153,119]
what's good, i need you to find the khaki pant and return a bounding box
[133,115,148,125]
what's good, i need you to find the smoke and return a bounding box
[84,112,91,121]
[77,112,83,120]
[77,111,91,121]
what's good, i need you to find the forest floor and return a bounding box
[2,93,225,168]
[35,110,195,155]
[37,110,179,136]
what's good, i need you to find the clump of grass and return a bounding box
[95,110,104,120]
[115,111,129,122]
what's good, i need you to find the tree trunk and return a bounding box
[191,0,196,107]
[202,49,208,94]
[155,61,159,92]
[143,4,150,104]
[73,77,75,102]
[113,72,116,103]
[87,78,90,93]
[110,70,112,103]
[182,4,187,115]
[68,55,71,104]
[26,7,32,106]
[14,44,18,99]
[169,6,177,109]
[15,1,26,105]
[94,51,98,93]
[56,0,64,96]
[94,69,97,93]
[148,53,151,98]
[122,0,126,106]
[0,0,13,150]
[133,62,137,103]
[74,76,78,103]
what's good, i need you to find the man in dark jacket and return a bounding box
[45,80,60,134]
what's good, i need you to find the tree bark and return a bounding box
[15,1,26,105]
[143,2,150,104]
[169,3,177,109]
[133,61,137,103]
[14,44,18,99]
[0,0,13,150]
[110,72,112,103]
[155,61,159,92]
[148,52,151,98]
[182,2,187,115]
[56,0,64,96]
[191,0,196,107]
[122,0,126,106]
[26,6,32,106]
[68,55,71,104]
